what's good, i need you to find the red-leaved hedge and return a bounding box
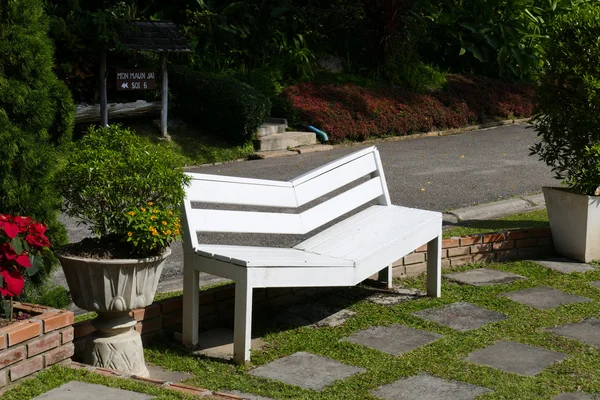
[282,74,535,143]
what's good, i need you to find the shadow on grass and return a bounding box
[127,119,254,166]
[145,284,408,366]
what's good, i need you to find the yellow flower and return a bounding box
[167,230,172,235]
[152,231,158,236]
[127,232,133,237]
[162,221,167,225]
[141,207,146,212]
[153,209,159,213]
[149,226,155,232]
[128,211,135,216]
[151,216,156,221]
[174,229,179,235]
[168,211,173,216]
[147,201,154,206]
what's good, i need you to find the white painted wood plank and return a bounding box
[353,221,440,282]
[297,205,416,255]
[181,199,200,250]
[233,277,252,364]
[186,172,292,188]
[336,211,440,260]
[427,232,442,298]
[186,179,297,207]
[196,245,353,267]
[371,148,392,206]
[250,266,356,288]
[189,209,303,234]
[294,205,389,251]
[300,178,383,232]
[290,146,376,186]
[294,153,378,206]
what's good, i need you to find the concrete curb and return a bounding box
[445,193,545,222]
[189,118,531,167]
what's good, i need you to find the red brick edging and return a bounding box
[392,227,554,278]
[0,303,74,389]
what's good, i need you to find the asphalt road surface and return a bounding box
[189,123,556,211]
[59,123,557,291]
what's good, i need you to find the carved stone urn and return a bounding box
[57,248,170,376]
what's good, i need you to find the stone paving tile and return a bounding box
[550,318,600,347]
[221,390,276,400]
[465,341,567,376]
[33,381,154,400]
[371,373,492,400]
[412,302,507,332]
[444,268,525,286]
[589,281,600,290]
[502,287,591,310]
[553,393,597,400]
[342,324,442,355]
[248,352,365,391]
[535,258,597,274]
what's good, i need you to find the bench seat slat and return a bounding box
[296,205,441,261]
[196,245,354,268]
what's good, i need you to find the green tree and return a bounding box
[0,0,75,246]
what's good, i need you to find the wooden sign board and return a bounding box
[116,69,156,91]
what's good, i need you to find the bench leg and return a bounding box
[233,280,253,364]
[426,233,442,298]
[182,266,200,349]
[378,265,393,289]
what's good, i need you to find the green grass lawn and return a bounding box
[127,120,255,166]
[143,261,600,399]
[443,209,549,239]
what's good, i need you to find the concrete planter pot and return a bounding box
[543,187,600,262]
[57,248,170,377]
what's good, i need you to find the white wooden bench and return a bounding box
[181,146,442,364]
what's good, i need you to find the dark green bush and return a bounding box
[170,64,271,143]
[0,0,74,246]
[0,0,75,307]
[531,3,600,195]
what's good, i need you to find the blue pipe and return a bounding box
[307,125,329,143]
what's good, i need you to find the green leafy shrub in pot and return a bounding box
[531,3,600,196]
[57,125,191,258]
[169,64,271,144]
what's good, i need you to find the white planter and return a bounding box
[58,248,170,377]
[543,187,600,262]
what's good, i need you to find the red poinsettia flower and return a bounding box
[2,243,16,261]
[13,216,31,229]
[14,254,31,268]
[0,222,19,239]
[30,222,46,235]
[0,268,25,297]
[26,234,50,248]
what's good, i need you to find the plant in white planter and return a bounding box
[56,125,190,376]
[531,4,600,262]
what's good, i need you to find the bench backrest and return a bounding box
[181,146,391,249]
